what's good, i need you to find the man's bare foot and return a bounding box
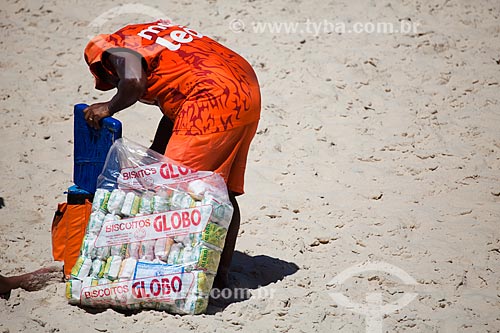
[0,266,63,299]
[18,266,63,291]
[0,275,14,298]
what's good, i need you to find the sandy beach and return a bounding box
[1,0,499,331]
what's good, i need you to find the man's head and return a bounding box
[84,35,118,90]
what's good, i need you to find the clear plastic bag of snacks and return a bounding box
[66,138,233,314]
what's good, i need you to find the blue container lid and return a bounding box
[66,184,91,195]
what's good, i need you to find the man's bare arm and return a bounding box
[84,49,147,129]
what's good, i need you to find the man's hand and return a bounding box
[83,102,112,129]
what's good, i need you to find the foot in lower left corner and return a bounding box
[18,266,64,292]
[0,275,14,299]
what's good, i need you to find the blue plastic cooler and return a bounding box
[73,103,122,193]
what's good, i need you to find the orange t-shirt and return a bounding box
[84,20,261,135]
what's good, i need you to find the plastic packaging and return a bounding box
[66,138,233,314]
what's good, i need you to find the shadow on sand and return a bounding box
[206,251,299,314]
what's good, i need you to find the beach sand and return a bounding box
[1,0,499,331]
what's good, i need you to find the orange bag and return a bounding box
[51,200,92,278]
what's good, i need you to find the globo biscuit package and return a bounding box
[66,138,233,314]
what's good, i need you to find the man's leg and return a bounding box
[214,192,240,289]
[149,115,173,155]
